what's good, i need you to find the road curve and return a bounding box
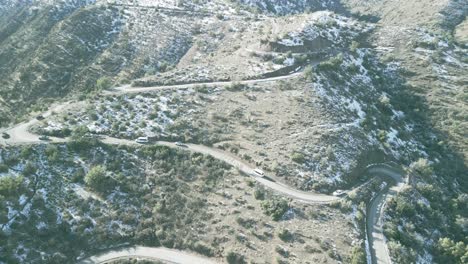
[0,102,75,144]
[78,246,218,264]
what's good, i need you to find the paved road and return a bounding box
[78,246,218,264]
[110,71,303,94]
[366,166,404,264]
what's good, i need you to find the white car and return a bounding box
[175,142,187,147]
[332,190,347,197]
[135,137,149,144]
[253,168,265,177]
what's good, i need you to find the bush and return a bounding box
[304,65,314,81]
[350,41,360,53]
[261,198,289,221]
[84,165,113,193]
[291,152,305,164]
[45,145,59,162]
[278,80,293,91]
[275,245,289,257]
[436,237,468,264]
[254,187,265,200]
[0,175,24,197]
[278,229,293,242]
[0,164,8,173]
[317,54,344,71]
[388,241,417,263]
[96,77,112,90]
[23,162,37,176]
[192,242,214,257]
[377,130,387,142]
[409,158,433,178]
[226,252,246,264]
[226,82,246,92]
[350,246,366,264]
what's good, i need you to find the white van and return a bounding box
[332,190,347,197]
[135,137,149,144]
[253,168,265,177]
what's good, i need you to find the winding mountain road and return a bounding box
[0,74,404,264]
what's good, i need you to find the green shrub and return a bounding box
[0,175,24,197]
[303,65,314,81]
[84,165,113,193]
[261,198,289,221]
[278,229,293,242]
[291,152,305,164]
[409,158,433,178]
[226,251,246,264]
[275,245,289,257]
[317,54,343,71]
[254,187,265,200]
[226,82,246,92]
[350,41,360,53]
[96,77,112,90]
[0,164,8,173]
[45,144,59,162]
[436,237,468,264]
[377,130,387,142]
[350,246,366,264]
[192,242,214,257]
[236,217,256,229]
[278,80,293,90]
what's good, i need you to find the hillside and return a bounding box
[0,0,466,264]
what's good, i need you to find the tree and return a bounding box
[84,166,112,193]
[437,238,468,264]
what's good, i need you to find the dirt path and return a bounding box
[78,246,218,264]
[109,71,303,94]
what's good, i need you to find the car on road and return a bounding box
[36,115,44,120]
[38,135,50,141]
[175,142,188,147]
[332,190,347,197]
[253,168,265,177]
[135,137,149,144]
[1,132,10,139]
